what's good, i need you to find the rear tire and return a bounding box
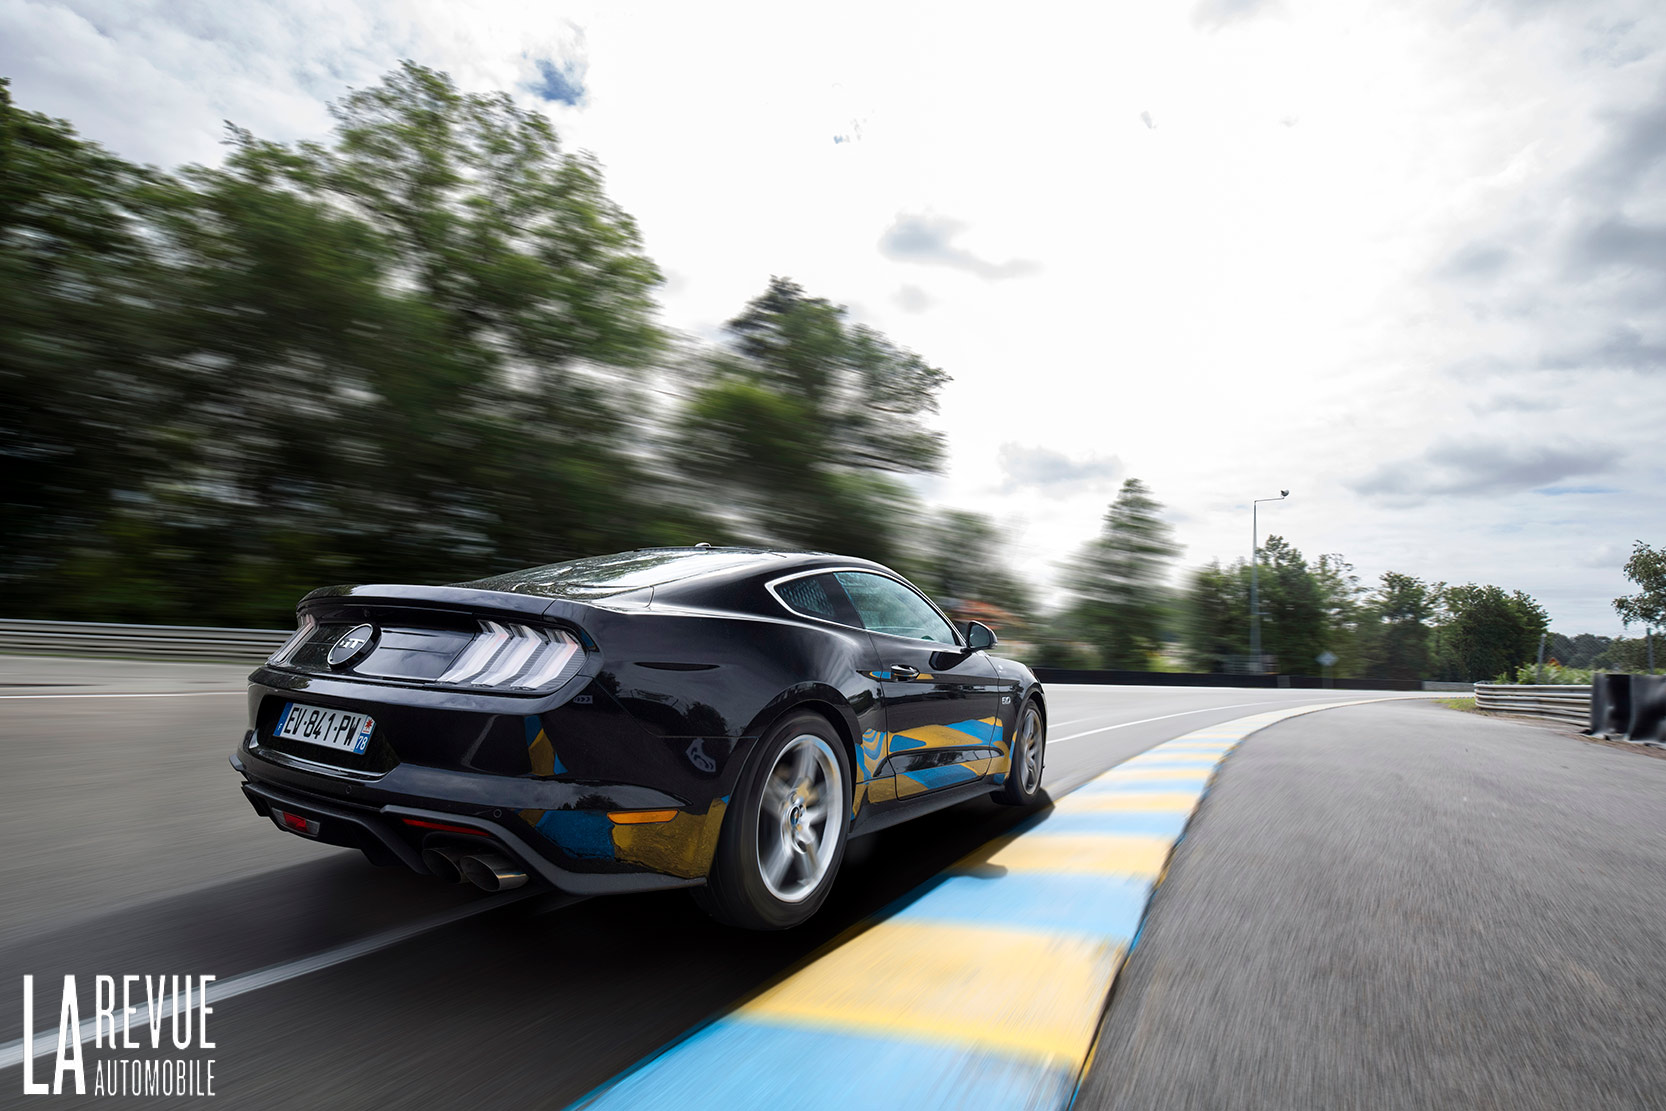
[995,698,1045,806]
[693,711,851,930]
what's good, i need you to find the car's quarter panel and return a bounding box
[575,603,890,834]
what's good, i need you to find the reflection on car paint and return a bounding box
[526,808,615,860]
[894,757,987,798]
[863,715,1009,802]
[611,798,728,878]
[858,729,886,780]
[517,797,731,879]
[526,716,565,777]
[685,739,718,774]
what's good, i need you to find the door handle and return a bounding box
[889,665,920,681]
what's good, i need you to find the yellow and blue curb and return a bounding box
[573,699,1389,1110]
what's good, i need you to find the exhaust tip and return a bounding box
[459,853,529,892]
[421,847,467,883]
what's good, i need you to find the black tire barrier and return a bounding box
[1586,673,1666,744]
[1625,674,1666,744]
[1589,673,1632,736]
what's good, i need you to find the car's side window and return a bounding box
[834,572,958,644]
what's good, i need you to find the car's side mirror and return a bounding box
[966,621,998,651]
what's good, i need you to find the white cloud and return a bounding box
[997,446,1123,495]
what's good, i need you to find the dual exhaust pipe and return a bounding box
[422,846,528,892]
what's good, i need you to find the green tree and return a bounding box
[893,507,1037,642]
[1547,631,1612,669]
[1256,535,1325,674]
[327,63,663,375]
[0,79,192,616]
[1182,558,1249,671]
[1068,478,1182,669]
[1614,541,1666,634]
[680,277,950,563]
[1311,552,1365,675]
[3,65,686,625]
[1432,584,1549,682]
[1362,572,1439,680]
[1593,636,1653,673]
[907,509,1030,614]
[912,509,1002,601]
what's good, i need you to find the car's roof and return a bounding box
[457,546,895,601]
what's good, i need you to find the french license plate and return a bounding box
[275,702,375,755]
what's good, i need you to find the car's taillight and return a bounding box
[268,613,317,666]
[437,621,583,691]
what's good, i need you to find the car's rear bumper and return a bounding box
[233,739,717,895]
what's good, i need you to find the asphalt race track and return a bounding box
[2,656,1663,1107]
[1076,699,1666,1110]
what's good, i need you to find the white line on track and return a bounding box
[0,888,545,1069]
[1048,699,1342,743]
[0,691,243,699]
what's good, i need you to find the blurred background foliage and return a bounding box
[2,65,975,626]
[0,66,1647,680]
[1028,482,1560,683]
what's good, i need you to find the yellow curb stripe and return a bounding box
[740,920,1121,1064]
[956,832,1176,879]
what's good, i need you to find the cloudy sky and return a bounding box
[6,0,1664,633]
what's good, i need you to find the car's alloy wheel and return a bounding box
[996,699,1046,805]
[694,711,851,929]
[756,734,843,902]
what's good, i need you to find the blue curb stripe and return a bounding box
[890,871,1155,942]
[577,1017,1076,1111]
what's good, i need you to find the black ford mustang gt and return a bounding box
[231,546,1047,928]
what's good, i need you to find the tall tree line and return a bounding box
[1038,478,1556,683]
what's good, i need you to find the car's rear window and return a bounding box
[461,549,770,598]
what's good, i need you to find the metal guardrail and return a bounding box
[0,619,289,661]
[1032,667,1429,691]
[1473,683,1590,726]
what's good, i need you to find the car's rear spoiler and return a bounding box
[298,582,651,627]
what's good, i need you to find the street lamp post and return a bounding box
[1249,490,1290,672]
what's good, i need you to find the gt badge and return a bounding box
[327,623,376,668]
